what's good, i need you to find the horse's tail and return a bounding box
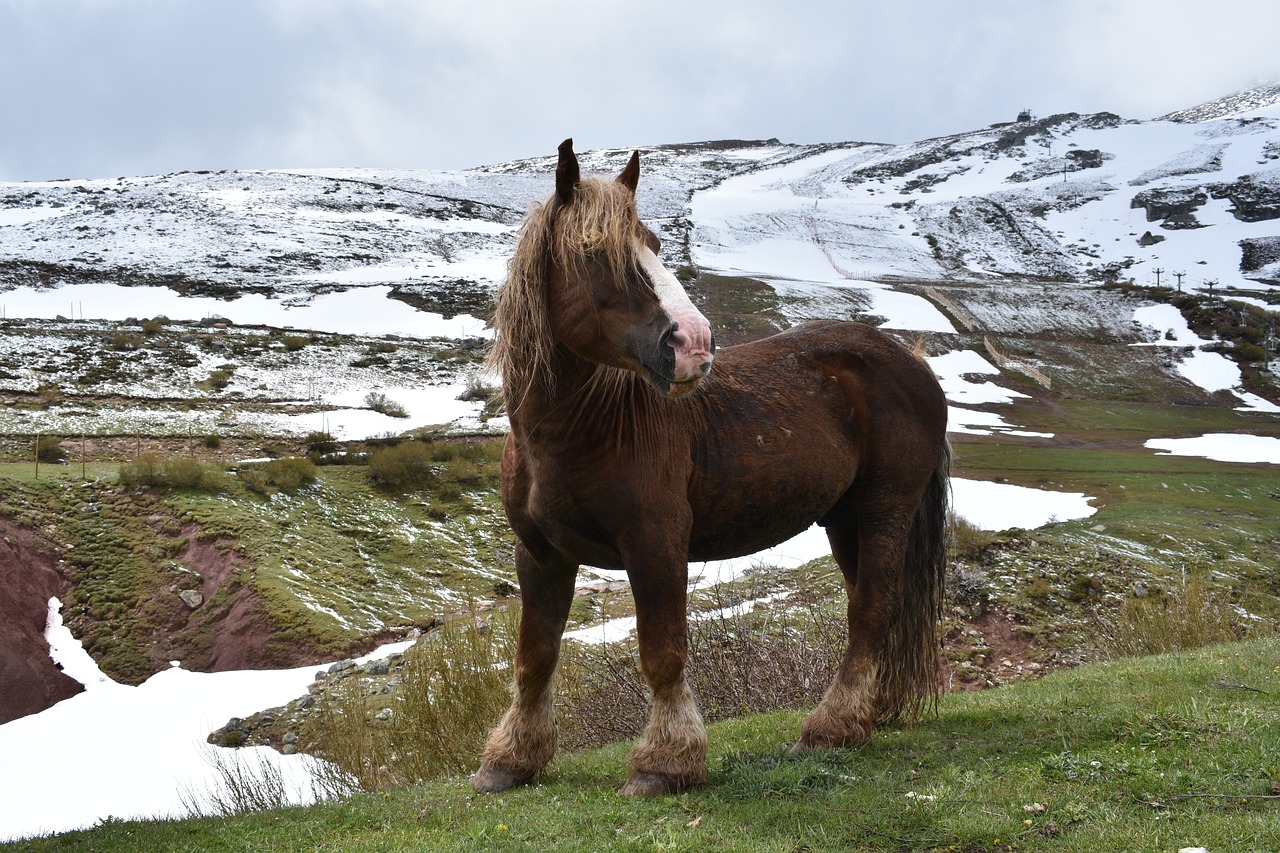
[876,438,951,724]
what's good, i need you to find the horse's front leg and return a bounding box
[620,537,707,796]
[473,541,577,793]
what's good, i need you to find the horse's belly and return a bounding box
[686,515,820,562]
[685,464,850,562]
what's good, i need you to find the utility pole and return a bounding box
[1173,271,1186,292]
[1206,279,1218,302]
[1152,267,1165,288]
[1264,320,1276,374]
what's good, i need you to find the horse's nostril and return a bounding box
[662,322,685,352]
[699,361,712,375]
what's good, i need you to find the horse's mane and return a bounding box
[487,177,648,409]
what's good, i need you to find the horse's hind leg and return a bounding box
[474,542,577,793]
[620,545,707,796]
[794,488,911,751]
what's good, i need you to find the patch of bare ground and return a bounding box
[942,606,1068,693]
[0,518,83,723]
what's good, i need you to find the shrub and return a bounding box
[365,391,409,418]
[556,589,846,751]
[111,331,143,350]
[119,454,225,491]
[305,611,517,789]
[237,457,317,496]
[141,317,166,335]
[205,369,233,390]
[1238,342,1265,362]
[34,435,66,463]
[202,434,222,450]
[281,335,310,352]
[1100,572,1263,658]
[456,376,499,403]
[303,431,337,455]
[368,441,434,489]
[950,512,996,559]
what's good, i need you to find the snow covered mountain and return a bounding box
[1,87,1278,320]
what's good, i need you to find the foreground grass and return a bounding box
[13,638,1279,852]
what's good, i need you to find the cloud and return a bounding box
[2,0,1279,180]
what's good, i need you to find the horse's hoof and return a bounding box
[620,772,683,797]
[790,725,870,754]
[472,763,530,793]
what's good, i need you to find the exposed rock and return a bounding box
[1130,188,1208,229]
[178,589,204,609]
[1211,175,1280,222]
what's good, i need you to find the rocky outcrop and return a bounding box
[1130,187,1209,229]
[1211,175,1280,223]
[0,520,83,724]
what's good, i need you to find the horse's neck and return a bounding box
[505,354,669,451]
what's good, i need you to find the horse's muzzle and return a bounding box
[653,323,714,399]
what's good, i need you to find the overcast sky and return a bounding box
[3,0,1280,182]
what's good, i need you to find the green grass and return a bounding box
[0,442,515,681]
[12,638,1279,851]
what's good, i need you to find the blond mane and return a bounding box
[487,176,648,410]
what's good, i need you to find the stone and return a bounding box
[178,589,204,609]
[328,659,356,676]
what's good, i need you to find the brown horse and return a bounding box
[474,139,951,797]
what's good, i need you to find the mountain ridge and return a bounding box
[1,88,1277,317]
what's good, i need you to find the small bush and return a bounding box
[237,457,317,496]
[950,513,996,559]
[111,331,143,350]
[365,391,409,418]
[306,611,517,789]
[281,335,310,352]
[456,376,499,403]
[141,317,166,335]
[202,434,222,450]
[368,441,434,489]
[1101,572,1259,658]
[443,456,481,484]
[34,435,66,463]
[119,454,226,491]
[303,431,337,455]
[556,590,846,751]
[205,369,233,390]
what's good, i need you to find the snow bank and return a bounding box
[0,601,333,842]
[1131,304,1280,412]
[1145,433,1280,464]
[951,477,1096,531]
[0,281,487,339]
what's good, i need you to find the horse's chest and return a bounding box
[509,463,637,569]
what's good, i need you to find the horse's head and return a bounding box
[545,138,714,399]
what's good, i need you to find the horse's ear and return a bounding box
[616,150,640,194]
[556,138,580,204]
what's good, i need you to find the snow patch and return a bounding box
[1145,433,1280,464]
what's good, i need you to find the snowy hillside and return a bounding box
[0,89,1277,441]
[3,90,1278,316]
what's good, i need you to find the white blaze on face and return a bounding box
[636,245,714,384]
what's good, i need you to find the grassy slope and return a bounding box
[12,637,1279,852]
[0,444,513,682]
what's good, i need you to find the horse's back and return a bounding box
[685,321,946,561]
